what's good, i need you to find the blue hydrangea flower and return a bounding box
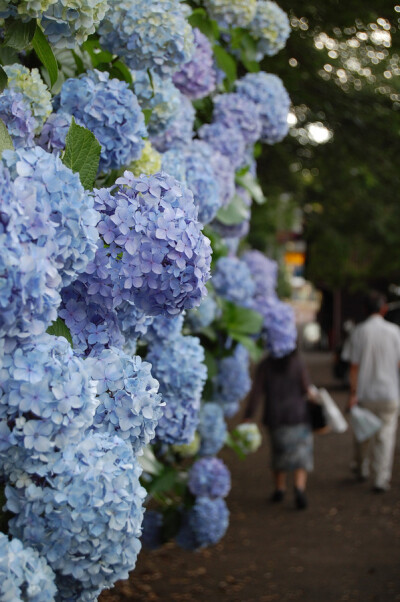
[0,533,57,601]
[151,95,195,153]
[176,497,229,549]
[198,403,227,456]
[6,432,146,599]
[188,457,231,498]
[2,146,99,288]
[0,334,98,476]
[186,294,219,331]
[133,70,181,137]
[37,112,72,153]
[161,147,188,183]
[116,300,154,341]
[172,28,217,100]
[198,121,246,169]
[98,0,194,78]
[86,171,212,316]
[0,89,35,148]
[203,0,257,28]
[143,313,184,344]
[214,344,251,417]
[60,281,124,357]
[148,334,207,445]
[40,0,110,49]
[212,93,262,145]
[248,0,290,59]
[242,249,278,313]
[236,72,290,144]
[212,150,235,207]
[59,69,147,171]
[211,185,251,242]
[183,140,222,224]
[86,347,163,455]
[4,64,52,132]
[141,510,163,550]
[212,256,255,308]
[263,298,297,358]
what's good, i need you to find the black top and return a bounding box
[244,351,310,429]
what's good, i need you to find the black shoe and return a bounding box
[270,490,285,503]
[372,486,387,494]
[294,488,308,510]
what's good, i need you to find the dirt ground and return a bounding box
[100,351,400,602]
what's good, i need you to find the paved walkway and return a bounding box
[101,352,400,602]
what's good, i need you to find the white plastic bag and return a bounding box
[349,405,382,442]
[317,388,348,434]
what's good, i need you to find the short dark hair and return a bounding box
[364,290,386,316]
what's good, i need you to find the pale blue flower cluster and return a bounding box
[133,70,182,137]
[198,402,227,457]
[60,282,124,358]
[0,533,57,601]
[6,433,146,599]
[0,334,97,476]
[248,0,290,59]
[188,457,231,498]
[40,0,110,49]
[212,150,235,207]
[59,70,147,171]
[143,313,184,344]
[3,146,99,288]
[87,346,163,455]
[87,171,211,316]
[37,112,72,153]
[151,95,195,152]
[161,147,188,183]
[198,121,246,169]
[183,140,222,224]
[242,249,278,313]
[236,72,290,144]
[214,344,251,417]
[148,334,207,444]
[212,93,262,145]
[172,29,217,100]
[116,300,154,341]
[176,497,229,549]
[212,256,255,308]
[141,509,163,550]
[0,89,35,149]
[186,294,218,331]
[98,0,194,77]
[263,298,297,358]
[203,0,257,29]
[4,65,52,132]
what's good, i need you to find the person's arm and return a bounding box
[347,363,359,409]
[242,358,266,421]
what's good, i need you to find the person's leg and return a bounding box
[294,469,308,509]
[366,402,399,490]
[354,436,370,481]
[270,471,286,502]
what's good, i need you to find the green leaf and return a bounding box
[236,171,266,204]
[0,46,18,66]
[213,45,237,85]
[2,17,36,51]
[216,193,249,226]
[148,467,178,495]
[46,317,73,346]
[82,39,113,67]
[204,349,218,379]
[111,60,133,84]
[220,301,263,335]
[138,446,164,476]
[230,332,264,362]
[142,108,152,126]
[0,67,7,94]
[188,8,219,41]
[225,433,246,460]
[72,50,85,74]
[32,25,58,88]
[62,118,101,190]
[0,118,13,157]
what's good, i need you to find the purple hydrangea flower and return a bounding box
[59,69,147,171]
[212,256,255,308]
[214,344,251,417]
[198,121,246,169]
[188,457,231,498]
[0,89,35,149]
[242,249,278,312]
[37,112,72,153]
[148,334,207,445]
[151,95,195,152]
[172,28,217,100]
[141,510,163,550]
[263,298,297,358]
[236,72,290,144]
[213,93,262,145]
[198,403,228,457]
[176,497,229,549]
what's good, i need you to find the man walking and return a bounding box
[347,291,400,492]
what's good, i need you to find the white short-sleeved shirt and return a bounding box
[349,314,400,403]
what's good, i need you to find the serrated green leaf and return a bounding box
[3,17,36,50]
[213,45,237,85]
[216,193,249,226]
[0,68,7,94]
[46,317,73,346]
[62,118,101,190]
[0,118,13,157]
[32,25,58,88]
[236,171,266,204]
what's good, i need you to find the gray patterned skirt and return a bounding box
[270,423,314,472]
